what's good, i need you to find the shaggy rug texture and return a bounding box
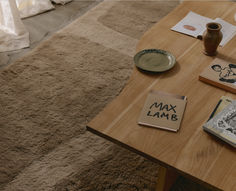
[0,1,210,191]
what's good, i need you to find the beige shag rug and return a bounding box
[0,1,210,190]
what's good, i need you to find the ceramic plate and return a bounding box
[134,49,176,72]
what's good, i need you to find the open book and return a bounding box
[171,11,236,46]
[203,98,236,148]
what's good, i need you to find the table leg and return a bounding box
[155,166,179,191]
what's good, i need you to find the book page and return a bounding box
[171,11,213,38]
[207,96,233,121]
[214,18,236,46]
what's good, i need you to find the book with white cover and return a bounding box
[203,100,236,148]
[171,11,236,46]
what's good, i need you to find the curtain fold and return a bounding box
[0,0,29,52]
[0,0,72,52]
[16,0,55,19]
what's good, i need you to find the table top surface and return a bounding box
[87,1,236,190]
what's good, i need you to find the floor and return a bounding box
[1,1,235,68]
[0,0,101,68]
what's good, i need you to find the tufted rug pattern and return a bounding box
[0,1,209,191]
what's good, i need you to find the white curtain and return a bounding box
[0,0,56,53]
[16,0,55,19]
[0,0,29,52]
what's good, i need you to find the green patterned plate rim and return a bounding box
[134,49,176,72]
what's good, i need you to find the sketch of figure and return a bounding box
[211,64,236,83]
[218,110,236,135]
[225,111,236,135]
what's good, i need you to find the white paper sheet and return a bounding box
[171,11,213,38]
[171,11,236,46]
[0,0,29,52]
[214,18,236,46]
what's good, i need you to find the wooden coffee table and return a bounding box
[87,1,236,191]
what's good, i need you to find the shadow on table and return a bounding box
[216,52,236,64]
[170,176,215,191]
[136,61,181,77]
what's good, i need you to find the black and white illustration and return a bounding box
[199,58,236,94]
[217,110,236,136]
[203,101,236,147]
[211,63,236,84]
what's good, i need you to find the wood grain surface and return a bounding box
[87,1,236,190]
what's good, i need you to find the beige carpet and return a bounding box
[0,1,210,190]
